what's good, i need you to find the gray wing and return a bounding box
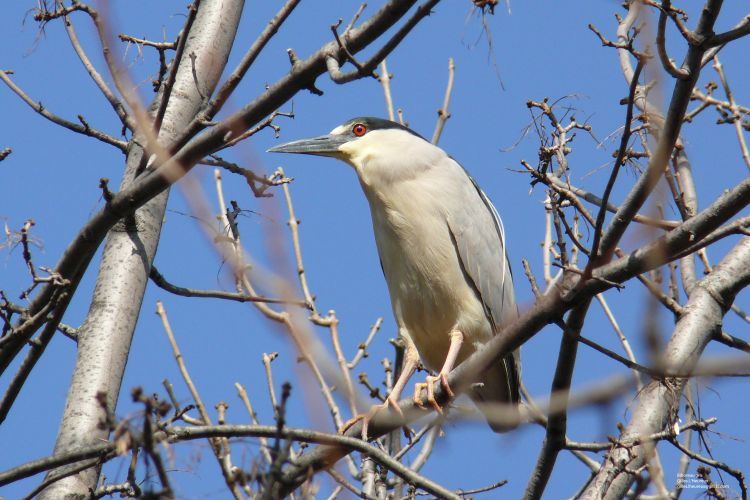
[446,164,521,431]
[446,167,517,331]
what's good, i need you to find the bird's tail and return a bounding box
[470,350,521,433]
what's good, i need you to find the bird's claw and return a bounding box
[339,398,403,440]
[413,382,430,410]
[339,413,366,437]
[437,372,455,398]
[413,373,454,414]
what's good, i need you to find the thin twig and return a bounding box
[344,3,368,34]
[397,108,406,126]
[348,317,384,368]
[202,155,292,197]
[379,59,396,121]
[280,169,324,319]
[408,425,440,473]
[656,0,689,79]
[547,170,677,230]
[565,418,718,452]
[328,312,358,416]
[595,293,643,389]
[589,59,645,264]
[712,55,750,170]
[522,259,542,298]
[235,383,273,464]
[262,352,280,415]
[153,0,199,132]
[431,57,455,144]
[324,0,440,85]
[118,34,176,50]
[328,468,378,500]
[0,71,127,151]
[667,438,747,498]
[149,266,308,307]
[63,12,131,129]
[330,20,377,80]
[713,331,750,354]
[217,110,295,151]
[155,301,242,499]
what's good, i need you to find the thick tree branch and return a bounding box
[276,161,750,494]
[0,425,460,500]
[0,0,439,378]
[197,0,301,125]
[324,0,439,84]
[595,0,722,261]
[656,0,690,79]
[152,0,199,133]
[582,237,750,498]
[34,2,245,497]
[589,58,645,262]
[523,301,590,499]
[707,14,750,47]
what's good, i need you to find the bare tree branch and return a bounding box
[149,266,308,307]
[0,71,127,151]
[276,162,750,494]
[63,10,131,129]
[655,0,690,79]
[1,424,463,500]
[582,237,750,498]
[595,0,722,262]
[431,57,455,144]
[32,2,245,497]
[524,302,589,499]
[0,1,441,380]
[706,14,750,47]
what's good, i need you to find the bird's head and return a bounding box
[267,117,429,172]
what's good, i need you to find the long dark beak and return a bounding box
[267,134,348,156]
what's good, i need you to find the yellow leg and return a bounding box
[340,342,420,440]
[414,330,463,413]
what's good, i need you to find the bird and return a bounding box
[268,117,520,435]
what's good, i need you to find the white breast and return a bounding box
[350,133,493,371]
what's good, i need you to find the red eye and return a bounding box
[352,123,367,137]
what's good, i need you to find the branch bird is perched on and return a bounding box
[269,117,520,435]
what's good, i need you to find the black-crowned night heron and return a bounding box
[269,117,520,434]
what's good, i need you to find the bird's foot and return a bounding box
[413,372,454,414]
[339,397,404,440]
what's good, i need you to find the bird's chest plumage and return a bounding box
[372,199,453,313]
[362,175,492,372]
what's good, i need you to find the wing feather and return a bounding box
[445,162,521,427]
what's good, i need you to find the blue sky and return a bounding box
[2,1,749,498]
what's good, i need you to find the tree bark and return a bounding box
[580,237,750,499]
[38,1,244,496]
